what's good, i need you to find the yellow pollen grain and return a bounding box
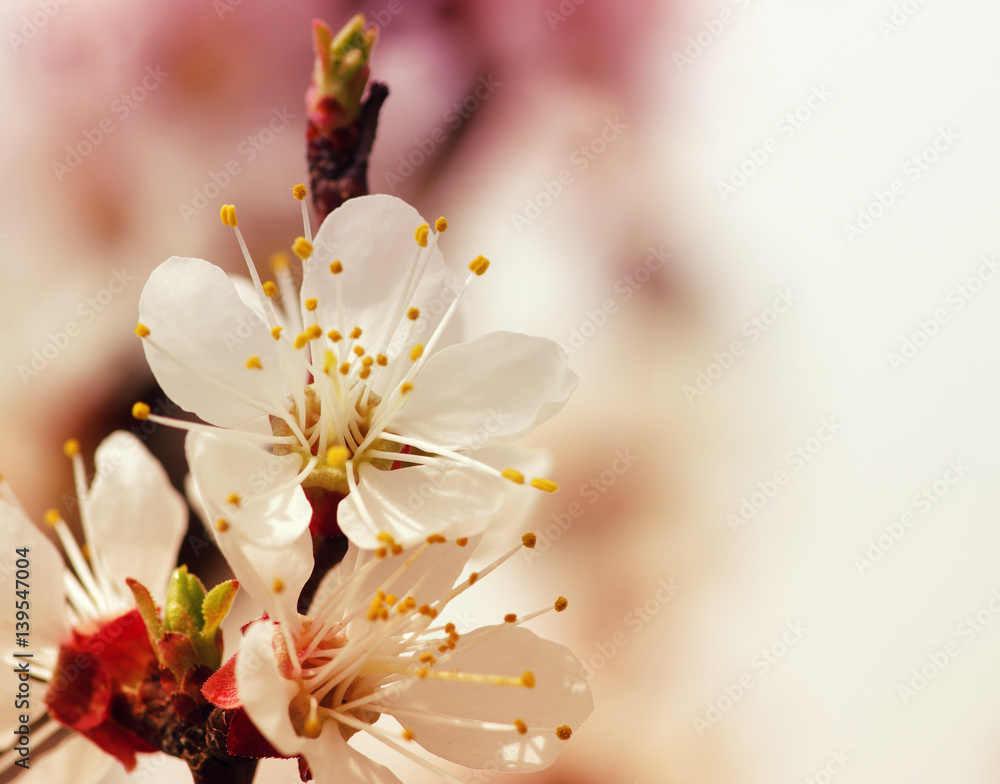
[505,613,517,624]
[468,572,479,585]
[469,255,490,276]
[385,594,398,606]
[376,354,388,366]
[246,356,262,370]
[445,623,456,634]
[409,343,424,361]
[437,644,449,653]
[292,183,308,200]
[43,509,61,527]
[456,537,469,547]
[402,728,415,741]
[521,672,536,689]
[397,597,416,613]
[391,544,403,556]
[434,216,448,232]
[415,222,429,247]
[271,252,290,270]
[522,532,537,549]
[326,446,349,468]
[531,477,559,493]
[220,204,237,227]
[132,402,151,420]
[263,281,279,298]
[501,468,525,485]
[407,307,420,320]
[556,725,572,740]
[353,345,365,357]
[134,322,150,338]
[215,518,230,532]
[63,439,80,458]
[400,382,414,395]
[304,297,318,311]
[426,534,446,544]
[227,493,241,508]
[555,596,569,612]
[362,356,374,366]
[327,330,342,342]
[350,326,362,339]
[307,324,323,339]
[514,719,528,735]
[417,668,429,679]
[359,367,371,380]
[271,326,283,340]
[292,237,313,260]
[330,260,343,274]
[419,652,437,665]
[375,547,388,559]
[339,362,351,375]
[377,532,396,545]
[272,578,285,593]
[294,332,310,349]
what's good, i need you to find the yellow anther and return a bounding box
[362,356,374,367]
[304,297,318,311]
[402,728,415,741]
[81,544,91,560]
[263,281,279,298]
[375,547,388,559]
[415,222,429,247]
[456,537,469,547]
[220,204,238,227]
[307,324,323,339]
[530,477,559,493]
[514,719,528,735]
[294,332,310,349]
[418,605,437,618]
[134,322,150,338]
[339,362,351,375]
[555,725,572,740]
[397,597,417,613]
[215,518,230,532]
[350,327,362,339]
[434,216,448,232]
[501,468,525,485]
[44,509,61,527]
[407,307,420,320]
[376,354,388,366]
[400,382,414,395]
[326,446,349,468]
[132,402,151,420]
[272,578,285,593]
[417,668,429,679]
[522,532,537,549]
[419,652,437,665]
[292,237,313,260]
[327,330,342,342]
[359,367,371,380]
[554,596,568,612]
[469,572,479,585]
[377,532,396,545]
[353,345,365,357]
[227,493,242,508]
[292,183,308,200]
[385,594,398,606]
[330,260,343,274]
[303,715,322,737]
[409,344,424,361]
[505,613,518,623]
[469,255,490,275]
[521,672,536,689]
[270,252,290,270]
[445,623,456,634]
[63,439,80,458]
[271,326,283,340]
[391,544,403,556]
[426,534,446,544]
[246,356,262,370]
[367,606,381,620]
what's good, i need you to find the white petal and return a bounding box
[392,332,578,450]
[18,734,116,784]
[337,463,503,550]
[237,620,304,757]
[139,257,284,427]
[185,432,311,548]
[299,728,402,784]
[305,195,452,377]
[384,625,593,771]
[0,502,68,653]
[84,431,186,604]
[216,533,313,625]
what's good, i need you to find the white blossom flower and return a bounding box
[134,192,577,549]
[0,432,187,780]
[202,527,592,784]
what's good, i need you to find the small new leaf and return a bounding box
[198,580,240,669]
[125,577,162,651]
[165,566,206,633]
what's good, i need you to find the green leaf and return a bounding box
[165,566,206,633]
[125,577,162,650]
[197,580,239,670]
